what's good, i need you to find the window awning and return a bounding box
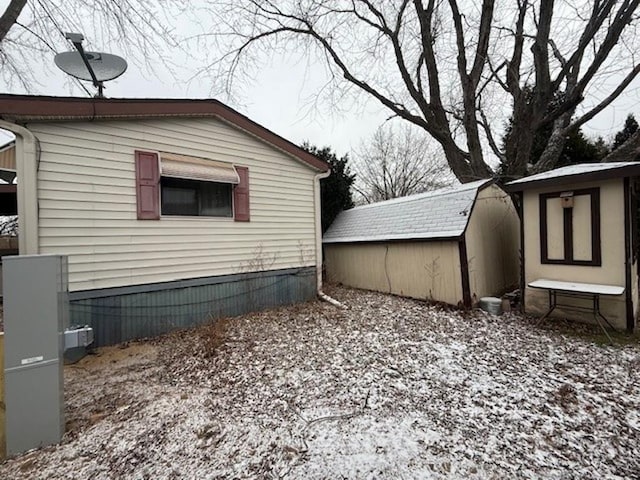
[160,152,240,184]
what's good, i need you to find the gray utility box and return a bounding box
[3,254,68,456]
[64,325,94,349]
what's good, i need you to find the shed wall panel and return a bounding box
[325,242,463,305]
[546,197,564,260]
[523,179,627,329]
[464,184,520,300]
[572,194,592,262]
[29,118,318,291]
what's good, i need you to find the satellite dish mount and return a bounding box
[54,33,128,98]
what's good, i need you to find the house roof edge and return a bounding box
[0,94,329,172]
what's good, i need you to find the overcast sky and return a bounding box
[0,2,639,161]
[0,37,393,158]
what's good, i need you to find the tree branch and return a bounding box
[478,107,506,162]
[570,63,640,132]
[0,0,26,43]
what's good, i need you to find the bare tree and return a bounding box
[353,123,452,204]
[199,0,640,182]
[0,0,185,91]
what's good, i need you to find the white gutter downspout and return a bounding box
[313,169,347,309]
[0,120,39,255]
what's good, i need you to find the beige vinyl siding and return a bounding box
[464,184,520,300]
[325,241,464,305]
[523,179,627,329]
[30,118,318,291]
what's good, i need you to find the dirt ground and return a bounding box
[1,286,639,479]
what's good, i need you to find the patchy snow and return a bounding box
[1,286,639,479]
[0,215,17,236]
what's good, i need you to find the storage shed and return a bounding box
[505,162,640,332]
[323,180,520,307]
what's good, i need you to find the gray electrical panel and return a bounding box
[3,254,68,456]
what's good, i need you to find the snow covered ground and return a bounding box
[1,286,639,479]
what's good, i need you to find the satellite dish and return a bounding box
[54,51,127,82]
[54,32,128,98]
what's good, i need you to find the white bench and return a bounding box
[528,279,625,343]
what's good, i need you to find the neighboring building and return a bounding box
[505,162,640,331]
[0,95,329,345]
[323,180,520,307]
[0,141,16,184]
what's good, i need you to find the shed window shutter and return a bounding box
[135,150,160,220]
[234,166,250,222]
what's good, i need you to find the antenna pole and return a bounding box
[65,32,105,98]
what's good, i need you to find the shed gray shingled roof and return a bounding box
[323,179,492,244]
[506,162,640,190]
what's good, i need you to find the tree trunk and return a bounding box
[0,0,26,43]
[502,93,536,180]
[532,112,572,173]
[440,138,490,183]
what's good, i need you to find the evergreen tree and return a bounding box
[612,114,639,151]
[302,143,355,232]
[558,129,604,166]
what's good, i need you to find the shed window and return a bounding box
[539,187,601,266]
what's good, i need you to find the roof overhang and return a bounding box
[323,234,462,245]
[504,163,640,192]
[0,94,329,173]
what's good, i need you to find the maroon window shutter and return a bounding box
[234,166,250,222]
[135,150,160,220]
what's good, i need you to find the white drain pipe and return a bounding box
[313,168,347,309]
[318,290,347,309]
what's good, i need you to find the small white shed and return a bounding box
[323,180,520,307]
[505,162,640,331]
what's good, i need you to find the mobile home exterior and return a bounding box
[0,95,329,345]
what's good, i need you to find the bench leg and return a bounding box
[592,296,614,344]
[536,290,556,327]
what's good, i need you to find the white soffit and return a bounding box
[160,152,239,184]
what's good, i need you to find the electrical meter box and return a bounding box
[3,254,68,456]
